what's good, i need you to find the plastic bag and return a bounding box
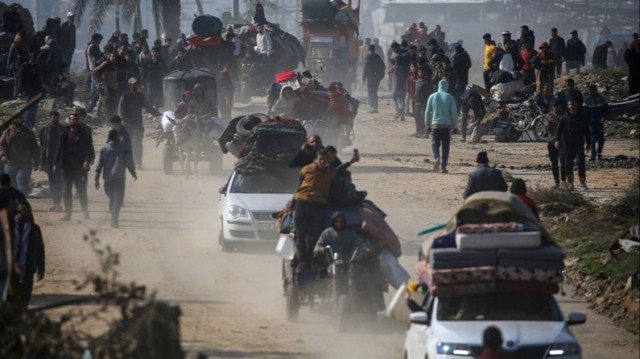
[275,234,295,260]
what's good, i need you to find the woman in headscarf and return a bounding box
[269,85,296,118]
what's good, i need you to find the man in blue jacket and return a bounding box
[95,130,137,228]
[425,80,457,173]
[583,84,609,161]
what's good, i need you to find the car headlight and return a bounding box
[437,342,473,356]
[548,342,581,357]
[228,205,249,219]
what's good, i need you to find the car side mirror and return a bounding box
[218,186,227,194]
[567,312,587,326]
[409,311,429,325]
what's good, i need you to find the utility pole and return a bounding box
[233,0,239,19]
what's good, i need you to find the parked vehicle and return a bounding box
[404,292,586,359]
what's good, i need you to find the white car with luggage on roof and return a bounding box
[398,191,586,359]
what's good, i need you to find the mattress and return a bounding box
[497,266,563,283]
[498,245,565,260]
[427,265,497,285]
[428,280,496,298]
[497,280,559,294]
[499,258,565,270]
[456,231,541,250]
[428,248,497,269]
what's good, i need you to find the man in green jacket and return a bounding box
[314,212,364,259]
[425,80,458,173]
[0,118,40,195]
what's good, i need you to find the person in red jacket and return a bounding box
[476,326,505,359]
[510,178,539,219]
[520,41,538,86]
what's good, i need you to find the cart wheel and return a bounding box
[286,282,299,321]
[163,146,173,174]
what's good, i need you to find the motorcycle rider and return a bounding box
[313,211,365,258]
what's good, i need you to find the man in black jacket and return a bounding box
[54,113,94,221]
[12,202,45,308]
[488,42,524,72]
[39,111,66,211]
[565,30,587,74]
[459,88,486,142]
[463,151,507,199]
[118,78,161,169]
[624,34,640,95]
[413,66,431,138]
[362,44,385,113]
[549,28,566,77]
[451,43,471,107]
[555,98,590,189]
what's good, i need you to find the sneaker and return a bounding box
[59,215,71,221]
[441,168,448,174]
[433,158,441,172]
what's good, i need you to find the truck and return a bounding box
[300,0,360,90]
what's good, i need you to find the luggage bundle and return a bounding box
[418,191,564,298]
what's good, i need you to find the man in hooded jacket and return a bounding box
[425,80,457,173]
[313,212,364,258]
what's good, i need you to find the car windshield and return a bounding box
[437,293,563,322]
[230,172,299,194]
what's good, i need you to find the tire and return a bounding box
[162,146,173,174]
[286,282,299,321]
[532,117,548,142]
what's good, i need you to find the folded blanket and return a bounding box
[427,265,497,285]
[497,266,563,283]
[500,258,565,270]
[427,280,496,298]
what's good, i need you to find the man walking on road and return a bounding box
[0,118,39,195]
[95,130,137,228]
[583,85,609,161]
[118,78,161,170]
[362,44,385,113]
[425,80,457,173]
[413,66,431,138]
[549,28,566,78]
[555,98,590,190]
[39,111,66,211]
[463,151,507,199]
[54,113,94,221]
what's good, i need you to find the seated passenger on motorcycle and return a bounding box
[269,85,296,118]
[188,83,217,118]
[313,212,367,262]
[325,145,359,176]
[174,91,191,120]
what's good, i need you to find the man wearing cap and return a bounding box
[566,30,587,74]
[363,44,385,113]
[549,28,566,77]
[583,85,609,161]
[59,12,76,69]
[118,77,161,170]
[555,98,590,190]
[501,31,518,51]
[0,117,39,196]
[463,151,507,199]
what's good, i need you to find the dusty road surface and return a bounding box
[28,93,639,359]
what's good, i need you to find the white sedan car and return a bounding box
[404,292,586,359]
[218,169,298,251]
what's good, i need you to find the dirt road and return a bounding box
[29,94,639,359]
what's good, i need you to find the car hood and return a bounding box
[227,193,293,213]
[433,320,574,347]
